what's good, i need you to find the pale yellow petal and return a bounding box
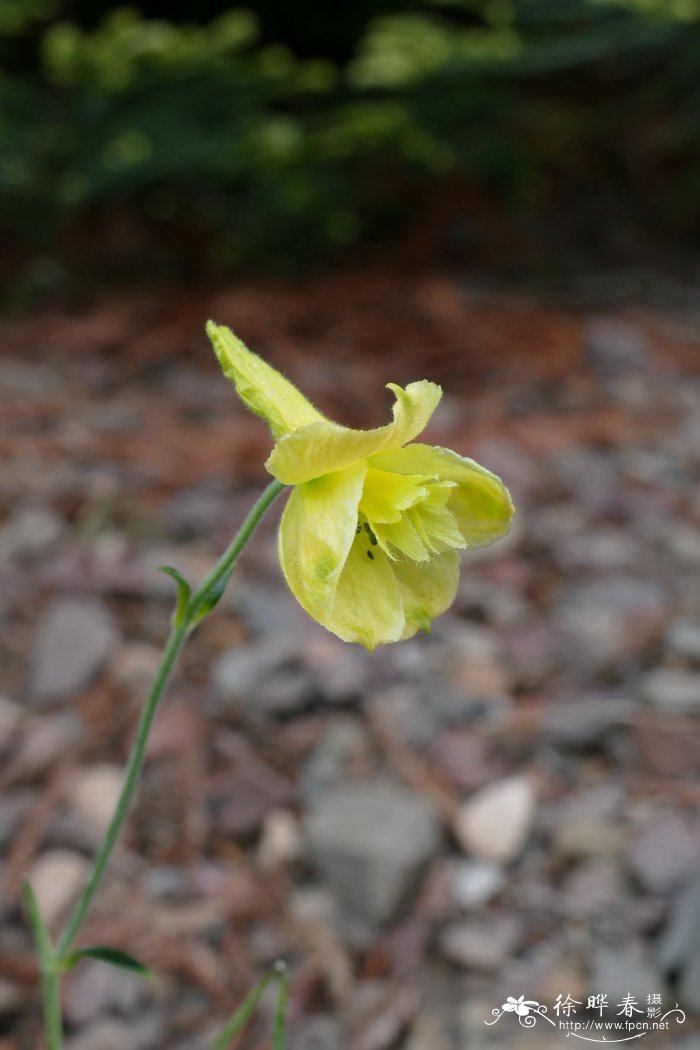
[266,381,442,484]
[320,533,405,649]
[370,443,514,549]
[392,549,460,640]
[207,321,325,438]
[278,461,366,625]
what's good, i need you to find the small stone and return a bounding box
[303,636,370,704]
[0,504,65,563]
[553,815,625,860]
[212,640,315,715]
[639,669,700,714]
[657,873,700,973]
[584,317,651,373]
[454,775,535,864]
[555,578,665,674]
[64,960,151,1027]
[12,712,82,778]
[306,779,441,925]
[562,858,624,915]
[666,619,700,663]
[290,1014,342,1050]
[439,915,520,971]
[430,730,505,792]
[0,697,23,751]
[536,959,588,1007]
[215,762,295,837]
[30,596,119,704]
[65,1019,143,1050]
[66,764,124,839]
[544,698,634,749]
[109,642,162,695]
[28,849,90,928]
[663,522,700,566]
[300,717,375,801]
[451,860,506,909]
[591,945,666,1006]
[0,978,26,1016]
[258,808,302,871]
[628,813,699,894]
[0,790,33,850]
[404,1013,451,1050]
[679,953,700,1014]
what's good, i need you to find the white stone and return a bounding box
[67,764,124,837]
[451,859,506,908]
[28,849,90,928]
[454,775,535,863]
[258,808,302,871]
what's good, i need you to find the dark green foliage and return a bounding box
[1,0,700,279]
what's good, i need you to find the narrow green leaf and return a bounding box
[272,962,289,1050]
[22,881,55,966]
[206,967,278,1050]
[157,565,191,628]
[65,946,150,977]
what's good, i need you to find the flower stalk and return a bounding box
[24,479,286,1049]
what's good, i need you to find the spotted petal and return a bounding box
[266,381,442,484]
[323,534,404,648]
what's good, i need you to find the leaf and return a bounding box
[272,962,289,1050]
[65,946,150,977]
[157,565,191,628]
[189,567,233,625]
[206,967,279,1050]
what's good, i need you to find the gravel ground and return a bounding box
[1,270,699,1049]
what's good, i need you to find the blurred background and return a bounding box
[3,0,700,291]
[2,1,700,1048]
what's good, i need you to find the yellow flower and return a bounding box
[208,321,514,649]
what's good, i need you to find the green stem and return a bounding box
[55,623,188,958]
[188,480,286,622]
[24,882,62,1050]
[56,478,286,960]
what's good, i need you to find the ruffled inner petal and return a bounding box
[370,443,514,549]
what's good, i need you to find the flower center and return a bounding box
[358,466,465,562]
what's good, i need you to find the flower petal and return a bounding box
[359,466,432,524]
[327,536,405,648]
[266,381,442,484]
[207,321,325,438]
[278,461,366,625]
[370,443,514,548]
[392,548,459,640]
